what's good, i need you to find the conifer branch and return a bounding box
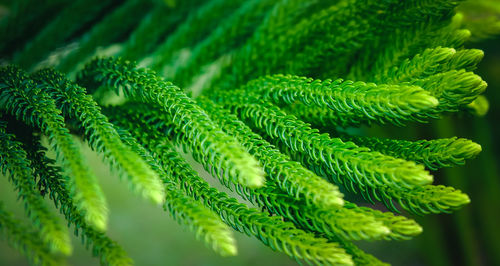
[111,127,238,257]
[339,135,482,171]
[31,68,165,204]
[17,132,133,266]
[77,57,265,188]
[239,74,439,126]
[212,92,433,190]
[117,1,196,61]
[121,129,354,265]
[0,121,72,255]
[0,66,108,231]
[170,0,276,87]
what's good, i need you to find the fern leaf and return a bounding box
[31,68,165,204]
[0,121,72,255]
[77,57,265,188]
[0,66,108,231]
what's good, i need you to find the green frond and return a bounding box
[12,0,116,69]
[182,97,343,208]
[129,134,353,265]
[205,0,335,93]
[0,122,72,255]
[342,202,422,241]
[212,92,433,190]
[0,66,108,231]
[0,203,62,266]
[113,102,398,243]
[148,0,247,74]
[270,135,470,215]
[23,136,133,266]
[239,74,439,126]
[112,127,237,257]
[31,68,165,204]
[339,135,482,171]
[77,57,265,188]
[375,47,485,84]
[245,186,391,242]
[56,0,154,73]
[410,70,487,110]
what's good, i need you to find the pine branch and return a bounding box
[31,68,165,204]
[117,1,196,61]
[111,127,237,257]
[0,121,72,255]
[110,102,422,243]
[0,66,108,231]
[127,98,343,209]
[108,103,395,242]
[212,92,433,191]
[22,137,133,266]
[77,57,265,188]
[239,74,438,126]
[338,135,482,171]
[170,0,276,87]
[120,128,354,265]
[281,142,470,215]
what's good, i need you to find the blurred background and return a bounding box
[1,1,500,265]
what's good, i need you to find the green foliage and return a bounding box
[0,0,496,265]
[0,66,108,231]
[0,121,71,255]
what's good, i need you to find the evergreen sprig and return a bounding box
[77,57,265,188]
[0,66,108,231]
[0,0,495,265]
[30,68,165,204]
[0,121,71,255]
